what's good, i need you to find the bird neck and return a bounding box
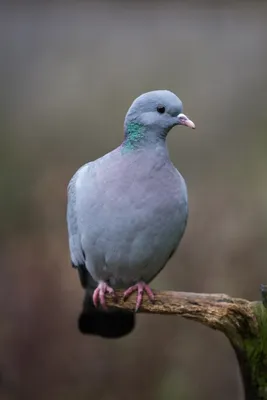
[122,121,167,152]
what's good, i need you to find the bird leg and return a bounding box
[123,282,155,312]
[93,281,117,309]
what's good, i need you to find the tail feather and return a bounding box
[78,290,135,338]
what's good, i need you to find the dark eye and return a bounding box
[157,106,165,114]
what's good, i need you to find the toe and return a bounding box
[99,290,107,310]
[123,285,137,300]
[145,286,155,302]
[135,293,143,312]
[93,288,100,308]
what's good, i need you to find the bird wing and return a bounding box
[67,164,134,339]
[67,163,98,290]
[67,166,86,268]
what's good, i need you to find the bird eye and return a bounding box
[157,106,165,114]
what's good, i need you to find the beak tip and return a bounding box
[177,113,195,129]
[186,121,196,129]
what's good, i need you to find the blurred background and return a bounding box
[1,2,267,399]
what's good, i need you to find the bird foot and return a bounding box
[123,282,155,312]
[93,281,117,310]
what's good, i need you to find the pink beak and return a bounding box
[177,113,195,129]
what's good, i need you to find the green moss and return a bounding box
[243,303,267,398]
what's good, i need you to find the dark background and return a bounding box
[1,2,267,399]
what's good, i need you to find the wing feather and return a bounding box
[66,166,87,268]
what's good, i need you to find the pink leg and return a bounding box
[93,281,116,310]
[123,281,155,312]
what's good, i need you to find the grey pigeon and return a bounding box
[67,90,195,338]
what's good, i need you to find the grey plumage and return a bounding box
[67,90,195,338]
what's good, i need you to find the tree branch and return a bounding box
[106,289,267,400]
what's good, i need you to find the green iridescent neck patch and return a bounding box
[122,122,145,152]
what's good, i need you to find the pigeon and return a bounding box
[67,90,195,338]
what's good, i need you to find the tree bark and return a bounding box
[106,287,267,400]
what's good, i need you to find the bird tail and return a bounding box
[78,290,135,338]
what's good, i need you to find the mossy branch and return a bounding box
[106,288,267,400]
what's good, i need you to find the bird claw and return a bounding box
[123,282,155,312]
[93,282,117,309]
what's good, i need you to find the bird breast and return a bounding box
[77,149,188,286]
